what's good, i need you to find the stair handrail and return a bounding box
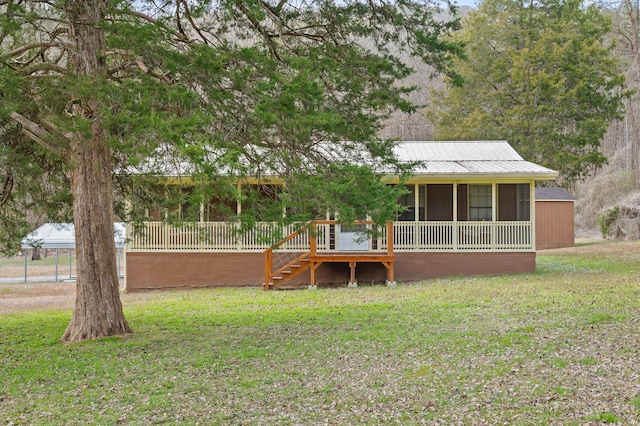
[264,221,315,289]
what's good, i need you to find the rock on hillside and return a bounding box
[597,190,640,240]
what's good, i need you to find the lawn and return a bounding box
[1,241,640,425]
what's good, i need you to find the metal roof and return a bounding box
[137,140,558,180]
[394,141,558,179]
[21,223,126,249]
[535,187,576,201]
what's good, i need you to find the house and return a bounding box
[535,187,576,250]
[124,141,558,290]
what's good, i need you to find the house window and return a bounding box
[469,184,492,221]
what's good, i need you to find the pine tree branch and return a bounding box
[177,0,209,45]
[103,49,173,82]
[117,8,190,43]
[20,63,69,77]
[9,112,67,157]
[6,42,67,58]
[0,170,13,209]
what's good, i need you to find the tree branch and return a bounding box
[177,0,209,45]
[9,112,67,157]
[0,169,13,209]
[235,0,281,60]
[103,49,173,82]
[117,8,190,43]
[20,62,69,76]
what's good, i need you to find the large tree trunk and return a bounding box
[62,134,132,342]
[61,0,131,342]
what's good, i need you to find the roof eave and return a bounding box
[386,172,559,181]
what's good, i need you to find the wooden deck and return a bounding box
[264,221,396,290]
[308,253,395,288]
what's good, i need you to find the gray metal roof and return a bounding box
[535,187,576,201]
[394,141,558,179]
[138,140,558,180]
[21,223,126,249]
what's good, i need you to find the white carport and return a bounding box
[20,223,126,282]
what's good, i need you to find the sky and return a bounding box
[451,0,478,7]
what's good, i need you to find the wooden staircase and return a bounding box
[263,221,395,290]
[269,252,311,290]
[263,222,314,290]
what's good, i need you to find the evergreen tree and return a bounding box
[432,0,628,183]
[0,0,463,341]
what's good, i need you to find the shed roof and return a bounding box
[394,141,558,179]
[535,187,576,201]
[21,223,126,249]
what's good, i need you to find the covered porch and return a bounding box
[123,141,557,290]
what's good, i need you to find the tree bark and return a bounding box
[61,0,131,342]
[62,133,131,342]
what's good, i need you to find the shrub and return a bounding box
[597,205,620,238]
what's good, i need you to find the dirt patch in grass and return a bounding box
[544,238,636,255]
[0,260,65,278]
[0,281,77,314]
[0,280,124,314]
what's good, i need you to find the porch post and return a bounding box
[453,182,458,251]
[530,180,536,251]
[310,223,317,256]
[491,183,497,249]
[414,183,419,249]
[348,262,357,287]
[236,183,242,251]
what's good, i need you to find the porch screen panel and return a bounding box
[469,184,492,221]
[418,185,426,221]
[457,184,468,221]
[516,184,531,221]
[427,184,453,221]
[498,184,517,221]
[397,185,416,221]
[498,184,530,221]
[207,197,238,221]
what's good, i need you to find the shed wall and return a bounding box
[125,251,535,291]
[535,200,574,250]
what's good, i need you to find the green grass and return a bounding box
[2,243,640,424]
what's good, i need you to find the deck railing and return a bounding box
[127,221,533,252]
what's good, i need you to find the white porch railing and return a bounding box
[392,221,532,251]
[127,221,533,252]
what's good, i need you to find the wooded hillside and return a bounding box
[386,2,639,238]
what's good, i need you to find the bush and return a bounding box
[597,205,620,238]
